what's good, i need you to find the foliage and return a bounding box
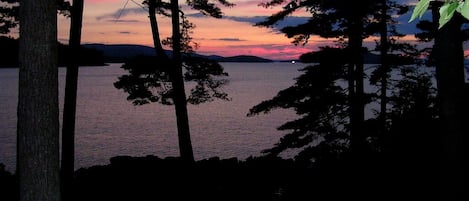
[0,0,71,35]
[0,0,17,34]
[248,52,437,163]
[162,13,199,53]
[250,0,435,162]
[114,54,229,105]
[142,0,235,18]
[183,56,230,104]
[115,0,231,106]
[388,66,437,118]
[412,1,469,66]
[409,0,469,28]
[251,0,390,160]
[114,55,173,105]
[56,0,72,17]
[255,0,379,46]
[248,47,349,162]
[186,0,235,18]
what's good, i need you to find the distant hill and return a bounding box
[0,37,106,67]
[83,44,158,63]
[213,55,273,63]
[83,44,273,63]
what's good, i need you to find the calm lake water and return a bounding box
[0,62,305,171]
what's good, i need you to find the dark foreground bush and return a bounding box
[1,154,440,201]
[73,155,313,201]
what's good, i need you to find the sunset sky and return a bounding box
[56,0,421,60]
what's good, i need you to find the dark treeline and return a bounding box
[247,0,468,200]
[0,36,105,67]
[1,0,468,201]
[0,154,426,201]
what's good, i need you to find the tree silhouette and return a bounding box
[0,0,70,35]
[431,2,468,200]
[60,1,83,201]
[411,2,468,199]
[254,0,389,159]
[252,1,467,199]
[367,0,421,137]
[114,0,232,162]
[372,0,409,134]
[248,47,349,163]
[17,1,60,201]
[382,65,439,200]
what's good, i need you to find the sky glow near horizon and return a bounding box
[55,0,426,60]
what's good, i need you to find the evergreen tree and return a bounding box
[253,0,386,159]
[248,47,349,163]
[371,0,412,134]
[114,0,233,162]
[383,65,439,200]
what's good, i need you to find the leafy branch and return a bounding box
[409,0,469,28]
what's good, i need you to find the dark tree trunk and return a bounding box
[61,1,84,201]
[148,0,194,162]
[148,0,170,60]
[348,16,366,156]
[170,0,194,162]
[345,11,368,201]
[17,0,60,201]
[432,6,467,200]
[379,0,389,135]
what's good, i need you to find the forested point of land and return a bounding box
[0,153,441,201]
[0,36,105,67]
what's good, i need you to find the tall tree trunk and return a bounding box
[348,16,366,156]
[17,1,60,201]
[148,0,194,161]
[432,4,467,200]
[148,0,170,60]
[346,12,367,201]
[170,0,194,162]
[379,0,389,135]
[61,1,84,201]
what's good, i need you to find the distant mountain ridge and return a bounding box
[0,37,106,67]
[213,55,273,63]
[83,44,156,63]
[83,44,274,63]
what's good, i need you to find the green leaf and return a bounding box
[459,0,469,20]
[409,0,431,22]
[439,2,459,29]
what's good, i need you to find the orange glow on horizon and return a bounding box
[57,0,318,60]
[59,1,425,60]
